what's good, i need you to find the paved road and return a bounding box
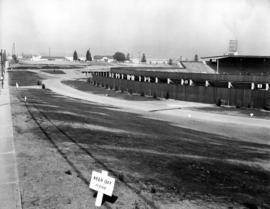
[0,72,22,209]
[38,70,270,145]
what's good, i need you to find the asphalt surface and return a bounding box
[0,72,22,209]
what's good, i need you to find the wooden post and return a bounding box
[217,59,219,74]
[95,170,108,207]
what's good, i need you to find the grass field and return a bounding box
[8,70,44,86]
[42,69,66,74]
[9,70,270,209]
[62,79,160,101]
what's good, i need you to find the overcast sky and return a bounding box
[1,0,270,58]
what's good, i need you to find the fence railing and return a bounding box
[91,72,270,109]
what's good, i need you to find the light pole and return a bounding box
[0,49,3,88]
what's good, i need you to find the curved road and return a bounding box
[38,69,270,145]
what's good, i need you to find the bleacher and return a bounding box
[204,55,270,75]
[181,61,215,74]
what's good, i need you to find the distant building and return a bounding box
[94,55,114,62]
[130,57,169,65]
[41,56,66,61]
[147,58,168,65]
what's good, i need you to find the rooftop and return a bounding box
[201,55,270,60]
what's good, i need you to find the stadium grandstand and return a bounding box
[202,55,270,75]
[181,61,215,73]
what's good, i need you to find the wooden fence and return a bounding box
[91,72,270,109]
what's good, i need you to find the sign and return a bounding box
[89,170,115,207]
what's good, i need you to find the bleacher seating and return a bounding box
[181,61,215,74]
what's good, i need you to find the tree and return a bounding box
[113,52,126,62]
[12,54,18,63]
[194,54,199,62]
[168,58,173,65]
[86,49,92,61]
[126,53,130,61]
[89,51,92,61]
[73,50,78,61]
[2,50,7,62]
[141,53,146,63]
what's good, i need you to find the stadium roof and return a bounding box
[201,55,270,60]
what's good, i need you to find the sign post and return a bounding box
[89,170,115,207]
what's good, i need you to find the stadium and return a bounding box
[89,54,270,109]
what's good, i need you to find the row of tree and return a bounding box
[73,49,92,61]
[72,49,198,63]
[72,49,147,63]
[112,52,146,62]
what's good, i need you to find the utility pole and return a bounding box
[0,49,3,88]
[0,49,2,76]
[12,42,16,56]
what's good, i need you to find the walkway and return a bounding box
[0,72,22,209]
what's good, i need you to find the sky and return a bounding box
[1,0,270,59]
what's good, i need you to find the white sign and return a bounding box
[89,170,115,207]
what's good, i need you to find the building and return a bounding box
[201,55,270,75]
[94,55,114,62]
